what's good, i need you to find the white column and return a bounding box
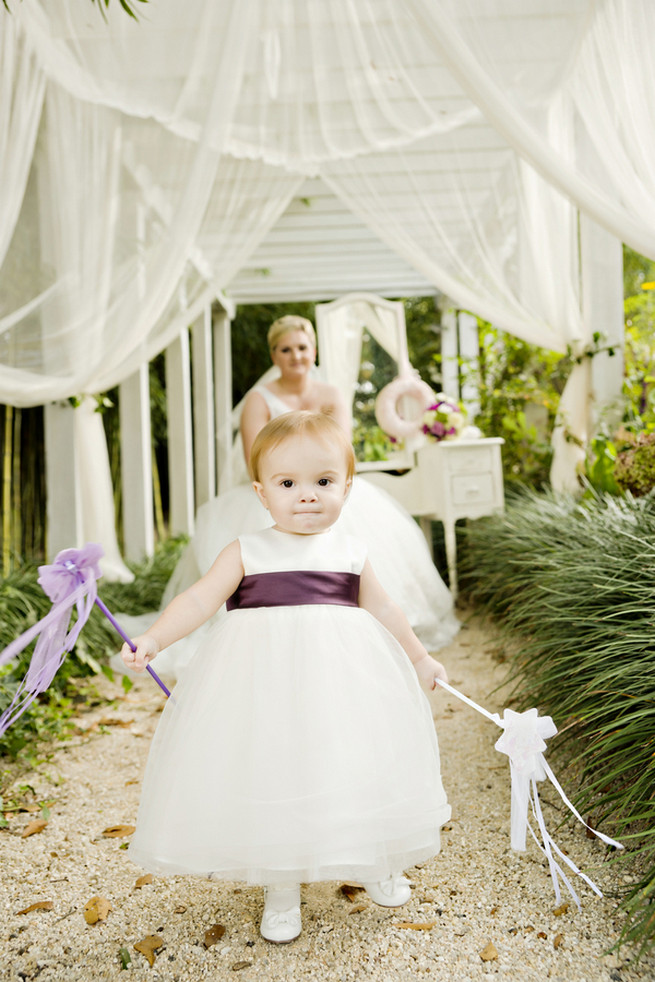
[440,304,459,396]
[457,310,480,418]
[166,329,195,535]
[192,305,216,508]
[44,402,83,559]
[119,364,154,561]
[580,215,624,433]
[213,306,234,493]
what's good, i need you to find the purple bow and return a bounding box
[0,545,104,736]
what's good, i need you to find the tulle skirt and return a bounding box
[128,604,450,886]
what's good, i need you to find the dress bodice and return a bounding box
[226,528,367,611]
[238,527,367,576]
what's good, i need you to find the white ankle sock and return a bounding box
[264,884,300,911]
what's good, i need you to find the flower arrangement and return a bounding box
[421,394,466,442]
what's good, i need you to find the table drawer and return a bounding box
[446,446,495,474]
[450,472,496,506]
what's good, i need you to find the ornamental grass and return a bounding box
[459,486,655,956]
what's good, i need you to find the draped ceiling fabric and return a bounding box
[1,0,654,552]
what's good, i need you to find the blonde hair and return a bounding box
[250,411,355,483]
[267,315,316,353]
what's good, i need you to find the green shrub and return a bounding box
[614,432,655,496]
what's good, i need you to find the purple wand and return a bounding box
[93,596,171,698]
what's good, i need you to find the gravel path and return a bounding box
[1,609,653,982]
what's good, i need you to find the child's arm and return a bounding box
[358,559,448,688]
[121,540,244,672]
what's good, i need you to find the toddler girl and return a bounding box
[122,411,450,943]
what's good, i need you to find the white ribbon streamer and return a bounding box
[435,679,623,907]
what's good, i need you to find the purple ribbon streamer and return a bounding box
[0,544,170,737]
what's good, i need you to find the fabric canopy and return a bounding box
[1,0,653,479]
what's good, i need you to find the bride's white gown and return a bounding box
[119,387,459,679]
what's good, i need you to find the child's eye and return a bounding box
[317,478,331,487]
[281,479,294,488]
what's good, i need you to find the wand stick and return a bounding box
[94,596,172,699]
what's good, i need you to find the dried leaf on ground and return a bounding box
[339,883,365,902]
[134,874,153,889]
[204,923,226,948]
[231,962,253,972]
[348,904,368,914]
[554,932,564,949]
[21,819,47,838]
[84,896,112,925]
[134,934,164,966]
[16,900,54,915]
[102,825,136,838]
[480,941,499,961]
[553,903,569,917]
[396,921,436,931]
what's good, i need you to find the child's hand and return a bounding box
[413,654,449,689]
[121,634,160,673]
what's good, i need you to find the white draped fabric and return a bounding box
[406,0,655,258]
[1,0,654,563]
[0,18,43,272]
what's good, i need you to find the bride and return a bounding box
[126,314,459,678]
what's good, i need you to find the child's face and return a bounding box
[253,434,351,535]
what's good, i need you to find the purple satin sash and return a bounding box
[226,570,360,611]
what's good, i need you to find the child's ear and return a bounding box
[252,481,268,509]
[344,477,353,500]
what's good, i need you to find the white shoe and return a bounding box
[260,884,302,943]
[362,874,411,907]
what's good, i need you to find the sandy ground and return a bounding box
[1,608,653,982]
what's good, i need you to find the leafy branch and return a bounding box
[566,331,617,365]
[92,0,149,20]
[2,0,149,19]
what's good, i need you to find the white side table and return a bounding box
[359,438,505,599]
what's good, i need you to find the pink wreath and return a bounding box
[375,374,434,441]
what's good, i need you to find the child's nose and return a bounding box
[299,485,318,501]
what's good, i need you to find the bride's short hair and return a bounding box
[268,315,316,353]
[250,411,355,483]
